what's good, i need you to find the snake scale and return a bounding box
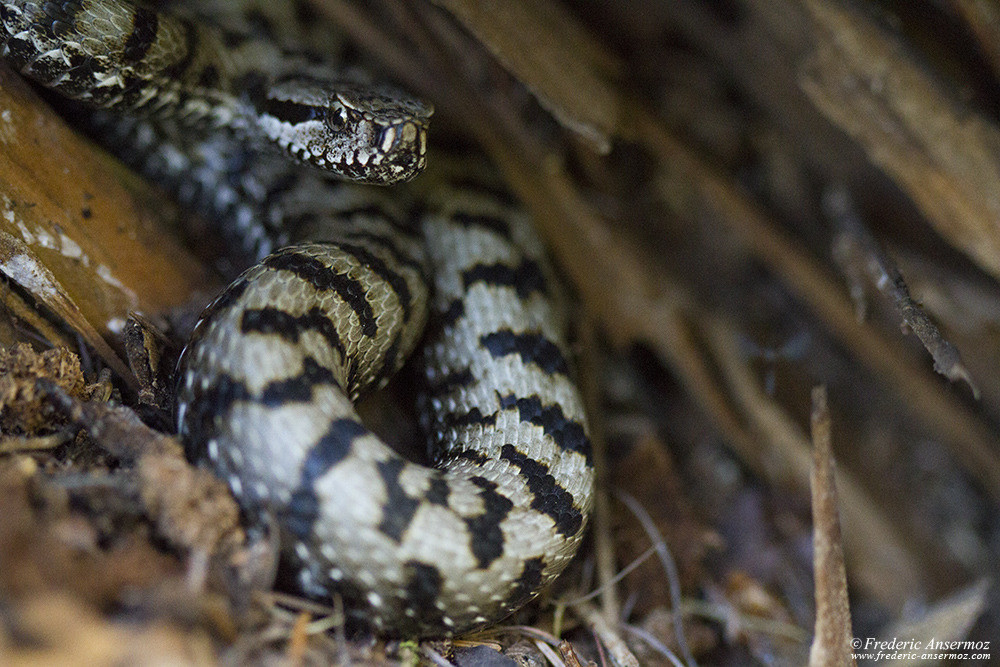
[1,0,594,636]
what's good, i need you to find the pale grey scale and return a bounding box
[88,111,291,262]
[176,184,594,636]
[419,196,593,506]
[1,0,240,126]
[1,0,432,184]
[2,0,594,638]
[177,227,431,510]
[167,0,341,64]
[296,464,555,633]
[179,251,422,443]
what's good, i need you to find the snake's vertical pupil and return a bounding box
[326,105,347,129]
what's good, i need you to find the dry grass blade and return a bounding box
[801,0,1000,281]
[574,603,641,667]
[613,491,694,667]
[878,579,990,667]
[429,0,620,151]
[807,386,856,667]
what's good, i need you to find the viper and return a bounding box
[1,0,595,636]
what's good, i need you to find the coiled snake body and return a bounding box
[1,0,594,636]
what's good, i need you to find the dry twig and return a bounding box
[807,386,856,667]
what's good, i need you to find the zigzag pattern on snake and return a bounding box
[0,0,595,637]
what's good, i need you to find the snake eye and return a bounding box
[327,106,348,130]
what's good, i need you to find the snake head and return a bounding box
[258,78,432,185]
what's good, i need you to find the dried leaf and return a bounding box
[0,64,218,377]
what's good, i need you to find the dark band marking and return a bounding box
[403,561,445,628]
[423,367,474,398]
[500,445,583,537]
[234,70,267,106]
[278,212,320,240]
[424,297,465,350]
[198,277,249,324]
[375,458,420,542]
[259,170,300,214]
[180,373,250,457]
[480,330,569,376]
[263,250,377,337]
[196,64,220,88]
[445,449,489,466]
[256,356,335,406]
[507,557,546,608]
[337,241,414,321]
[461,259,547,300]
[122,7,158,64]
[219,27,250,49]
[243,8,277,41]
[464,477,513,569]
[424,476,451,507]
[240,306,346,360]
[440,407,497,432]
[337,204,419,239]
[290,203,420,247]
[184,357,336,442]
[445,178,519,207]
[292,0,321,24]
[343,230,427,281]
[499,394,590,461]
[182,356,338,448]
[285,418,369,539]
[425,298,464,342]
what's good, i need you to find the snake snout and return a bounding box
[377,120,423,156]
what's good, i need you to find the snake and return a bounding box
[1,0,594,637]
